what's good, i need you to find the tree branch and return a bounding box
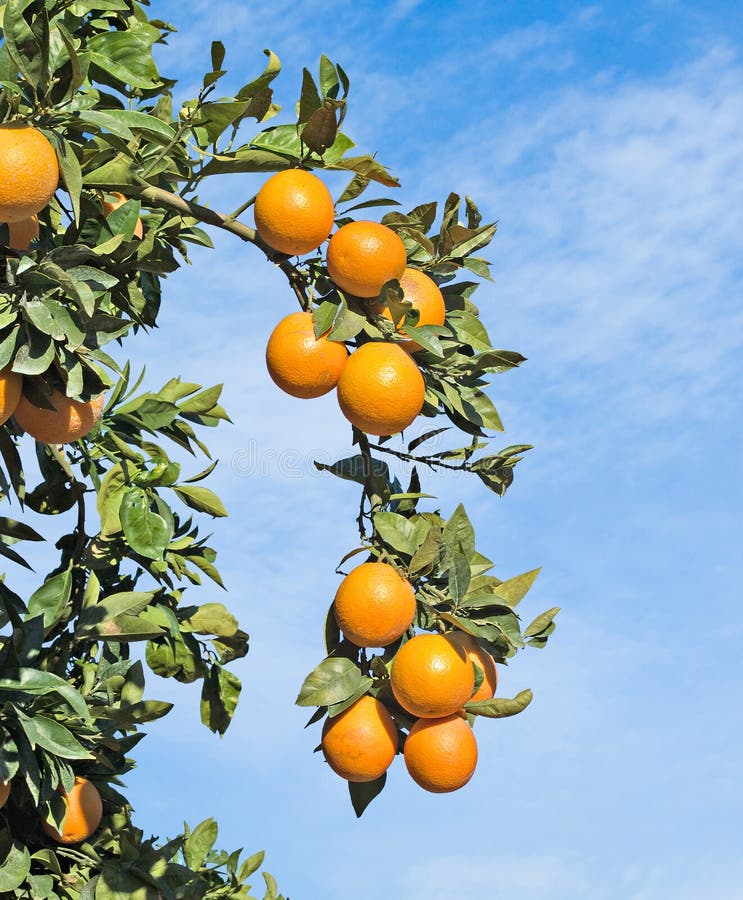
[138,185,310,308]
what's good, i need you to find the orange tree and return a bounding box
[0,0,558,894]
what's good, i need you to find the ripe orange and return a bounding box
[451,631,498,702]
[0,125,59,223]
[390,633,475,718]
[321,695,398,782]
[0,368,22,426]
[381,267,446,352]
[6,214,39,251]
[326,220,407,298]
[0,778,10,809]
[336,341,425,436]
[254,169,334,256]
[41,776,103,844]
[14,389,105,444]
[266,311,348,399]
[404,714,478,793]
[334,561,416,648]
[102,191,143,239]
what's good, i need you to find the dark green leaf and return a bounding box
[348,774,386,818]
[26,570,72,631]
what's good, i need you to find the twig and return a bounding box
[138,184,309,307]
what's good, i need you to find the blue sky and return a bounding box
[53,1,743,897]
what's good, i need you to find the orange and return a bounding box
[15,389,105,444]
[41,776,103,844]
[321,695,398,782]
[326,220,407,298]
[390,633,475,718]
[0,125,59,223]
[334,561,416,647]
[0,368,22,425]
[451,631,498,702]
[266,311,348,399]
[336,342,424,436]
[102,191,143,239]
[254,169,334,256]
[404,714,478,793]
[381,267,446,352]
[0,778,10,809]
[6,214,39,251]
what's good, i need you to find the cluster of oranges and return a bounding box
[253,171,496,793]
[0,774,103,845]
[0,124,118,445]
[321,561,498,794]
[257,169,446,437]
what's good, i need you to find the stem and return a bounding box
[366,440,467,472]
[137,184,309,307]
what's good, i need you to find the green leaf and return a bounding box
[0,517,43,543]
[49,132,82,222]
[327,155,400,188]
[315,454,389,487]
[238,850,265,882]
[0,835,31,893]
[182,603,238,637]
[524,606,560,638]
[295,657,363,707]
[15,710,92,760]
[120,487,170,560]
[465,689,533,718]
[97,463,129,536]
[183,818,218,870]
[448,545,471,605]
[173,485,227,518]
[76,591,159,641]
[0,668,90,721]
[442,504,475,560]
[348,774,386,818]
[200,666,241,735]
[373,511,423,557]
[26,570,72,631]
[87,23,162,90]
[492,568,541,607]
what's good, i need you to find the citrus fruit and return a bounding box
[336,341,425,436]
[102,191,143,239]
[254,169,334,256]
[390,632,475,718]
[334,561,416,647]
[0,778,10,810]
[381,267,446,352]
[0,125,59,223]
[404,713,478,793]
[326,220,407,297]
[265,311,348,399]
[14,389,105,444]
[451,631,498,702]
[321,695,398,782]
[0,368,22,426]
[41,776,103,845]
[7,214,39,251]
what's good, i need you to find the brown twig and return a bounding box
[138,184,309,307]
